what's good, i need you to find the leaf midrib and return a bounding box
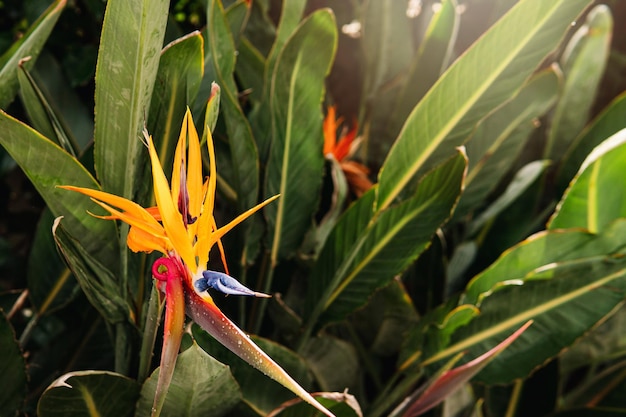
[122,0,152,199]
[270,51,304,266]
[466,104,537,185]
[324,193,434,310]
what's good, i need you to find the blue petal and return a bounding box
[199,270,270,297]
[194,277,210,292]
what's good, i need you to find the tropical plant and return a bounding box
[2,0,626,416]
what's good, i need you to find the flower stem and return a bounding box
[505,379,524,417]
[151,258,186,417]
[18,314,38,347]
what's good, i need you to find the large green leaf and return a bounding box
[390,0,459,137]
[544,4,613,162]
[93,0,169,198]
[31,52,94,152]
[136,343,241,417]
[360,0,414,151]
[361,0,412,100]
[463,219,626,306]
[303,187,376,327]
[430,256,626,384]
[548,129,626,233]
[0,311,26,416]
[0,111,117,262]
[241,0,276,58]
[265,0,306,74]
[204,0,259,213]
[376,0,592,212]
[490,0,520,21]
[401,221,626,372]
[264,9,337,263]
[456,68,560,218]
[303,151,466,332]
[186,286,334,417]
[17,62,82,160]
[558,91,626,190]
[397,300,478,375]
[411,220,626,385]
[249,0,307,159]
[235,36,266,103]
[351,280,419,357]
[300,336,359,392]
[225,0,250,46]
[193,325,312,415]
[38,371,140,417]
[467,160,549,237]
[560,306,626,376]
[0,0,65,109]
[148,31,204,179]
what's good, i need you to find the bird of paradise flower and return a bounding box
[61,109,334,417]
[323,105,372,197]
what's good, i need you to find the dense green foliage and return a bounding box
[2,0,626,416]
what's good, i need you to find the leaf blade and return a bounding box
[93,0,169,198]
[305,151,466,329]
[148,31,205,181]
[136,343,241,417]
[0,110,118,262]
[390,0,460,136]
[204,0,259,213]
[376,0,592,211]
[545,4,613,162]
[558,91,626,190]
[264,9,338,263]
[434,258,626,384]
[0,0,65,109]
[549,129,626,233]
[38,371,140,417]
[456,67,560,218]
